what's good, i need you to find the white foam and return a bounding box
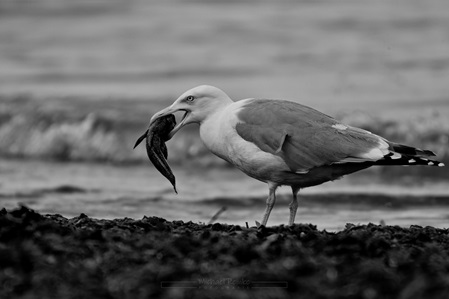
[428,162,434,166]
[408,159,416,163]
[438,163,445,167]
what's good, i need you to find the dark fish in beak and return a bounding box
[134,114,177,193]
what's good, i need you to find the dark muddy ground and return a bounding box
[1,206,449,299]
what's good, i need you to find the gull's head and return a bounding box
[150,85,233,138]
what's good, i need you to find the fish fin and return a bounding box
[133,130,148,149]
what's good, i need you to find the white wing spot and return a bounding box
[391,153,401,160]
[438,163,445,167]
[408,159,416,163]
[360,147,387,160]
[428,162,434,166]
[332,124,348,131]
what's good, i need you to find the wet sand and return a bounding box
[2,159,449,231]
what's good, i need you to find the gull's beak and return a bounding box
[150,104,191,139]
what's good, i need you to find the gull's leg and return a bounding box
[260,183,278,227]
[288,187,300,226]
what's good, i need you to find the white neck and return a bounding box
[198,100,242,162]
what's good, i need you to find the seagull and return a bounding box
[149,85,444,226]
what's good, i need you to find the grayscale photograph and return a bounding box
[1,0,448,298]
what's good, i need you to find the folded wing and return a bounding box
[235,99,427,173]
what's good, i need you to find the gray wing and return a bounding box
[235,99,388,173]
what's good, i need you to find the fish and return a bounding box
[134,114,177,193]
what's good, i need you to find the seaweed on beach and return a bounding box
[1,206,449,299]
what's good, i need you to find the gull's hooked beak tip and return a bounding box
[149,105,175,127]
[149,108,169,126]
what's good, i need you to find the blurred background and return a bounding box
[1,0,448,230]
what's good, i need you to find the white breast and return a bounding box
[199,100,289,181]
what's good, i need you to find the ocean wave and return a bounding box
[0,96,447,170]
[0,112,128,162]
[0,100,226,166]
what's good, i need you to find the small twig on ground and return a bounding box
[207,207,227,225]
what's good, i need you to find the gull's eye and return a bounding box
[186,95,195,102]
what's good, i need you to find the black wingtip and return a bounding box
[391,143,437,157]
[423,150,436,157]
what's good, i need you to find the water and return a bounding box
[1,0,449,231]
[1,0,449,119]
[2,159,448,231]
